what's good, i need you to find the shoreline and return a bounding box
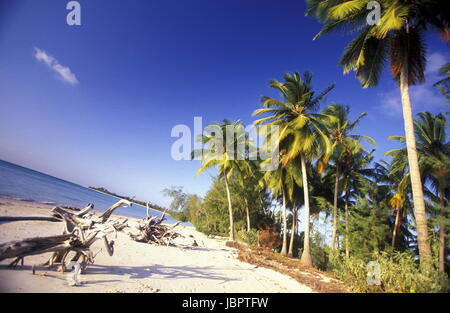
[87,187,170,217]
[0,191,175,224]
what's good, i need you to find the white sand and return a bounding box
[0,200,312,293]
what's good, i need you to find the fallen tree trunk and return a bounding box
[0,234,79,263]
[0,216,61,223]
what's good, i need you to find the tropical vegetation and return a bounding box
[162,1,449,292]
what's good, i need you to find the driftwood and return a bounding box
[0,204,96,224]
[0,198,187,277]
[0,216,60,223]
[74,204,94,217]
[0,234,77,265]
[0,200,131,272]
[98,199,130,223]
[129,212,182,246]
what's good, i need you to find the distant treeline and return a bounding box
[89,187,167,213]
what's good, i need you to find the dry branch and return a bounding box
[74,203,94,217]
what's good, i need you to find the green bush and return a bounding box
[330,251,449,293]
[236,229,260,247]
[310,231,329,271]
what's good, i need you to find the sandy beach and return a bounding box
[0,199,312,293]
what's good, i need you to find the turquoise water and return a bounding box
[0,159,181,224]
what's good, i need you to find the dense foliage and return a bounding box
[163,111,449,293]
[161,0,450,292]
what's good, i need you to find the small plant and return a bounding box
[236,229,260,247]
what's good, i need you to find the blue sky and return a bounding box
[0,0,448,207]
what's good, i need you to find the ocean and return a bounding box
[0,159,181,224]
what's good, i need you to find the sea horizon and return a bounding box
[0,159,181,224]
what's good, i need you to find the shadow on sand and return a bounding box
[0,262,240,285]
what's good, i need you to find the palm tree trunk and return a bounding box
[280,187,288,256]
[391,207,403,249]
[331,165,339,249]
[244,198,251,232]
[258,194,267,216]
[224,175,235,241]
[399,65,432,266]
[439,188,446,273]
[344,189,350,258]
[288,208,297,257]
[300,154,313,267]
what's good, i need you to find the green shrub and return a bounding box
[310,231,329,271]
[236,229,260,247]
[330,251,449,293]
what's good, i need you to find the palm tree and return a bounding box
[306,0,449,265]
[322,104,376,249]
[434,63,450,100]
[236,159,261,232]
[375,159,415,251]
[261,160,302,256]
[387,112,449,272]
[254,72,334,266]
[193,119,251,241]
[287,207,298,257]
[285,181,304,257]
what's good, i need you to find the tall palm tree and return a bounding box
[288,207,298,257]
[254,72,334,266]
[375,159,415,250]
[322,104,376,249]
[261,160,302,256]
[287,182,304,257]
[387,112,449,272]
[236,159,261,232]
[306,0,449,265]
[193,119,251,241]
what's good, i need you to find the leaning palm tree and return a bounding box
[387,112,449,272]
[305,0,449,265]
[254,71,334,266]
[193,119,252,241]
[322,104,376,249]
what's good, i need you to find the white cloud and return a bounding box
[426,51,447,75]
[378,88,402,117]
[377,51,448,117]
[34,47,79,86]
